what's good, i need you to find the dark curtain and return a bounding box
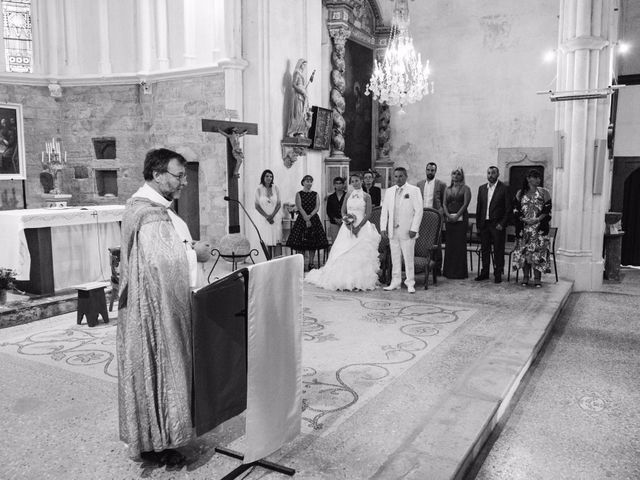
[621,168,640,266]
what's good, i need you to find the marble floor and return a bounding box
[0,267,634,479]
[471,267,640,480]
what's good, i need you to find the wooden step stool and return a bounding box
[76,282,110,327]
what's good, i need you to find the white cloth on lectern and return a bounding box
[244,255,303,463]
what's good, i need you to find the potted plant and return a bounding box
[0,268,17,304]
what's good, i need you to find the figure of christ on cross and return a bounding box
[201,119,258,234]
[218,127,248,177]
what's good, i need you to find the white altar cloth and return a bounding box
[0,206,124,289]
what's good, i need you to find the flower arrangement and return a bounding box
[0,268,17,290]
[342,213,357,232]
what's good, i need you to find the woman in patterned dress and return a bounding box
[512,169,552,287]
[286,174,328,269]
[254,169,282,258]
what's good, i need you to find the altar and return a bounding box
[0,206,124,294]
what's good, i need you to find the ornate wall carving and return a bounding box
[329,27,349,157]
[324,0,388,168]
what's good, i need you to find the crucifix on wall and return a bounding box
[202,119,258,234]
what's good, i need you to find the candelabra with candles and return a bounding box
[41,137,68,195]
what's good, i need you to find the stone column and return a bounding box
[328,26,350,159]
[553,0,618,291]
[137,0,153,72]
[183,0,197,66]
[62,0,78,74]
[156,0,170,69]
[98,0,112,74]
[44,0,61,76]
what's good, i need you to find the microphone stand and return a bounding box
[224,196,272,260]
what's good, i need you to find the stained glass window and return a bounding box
[2,0,32,73]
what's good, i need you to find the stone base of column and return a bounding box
[556,250,604,291]
[374,156,394,189]
[325,155,351,185]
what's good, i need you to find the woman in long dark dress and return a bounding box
[442,167,472,279]
[286,174,328,269]
[512,169,552,287]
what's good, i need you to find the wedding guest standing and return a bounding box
[512,169,552,287]
[117,148,211,467]
[326,176,346,243]
[363,170,381,207]
[442,167,472,279]
[254,169,282,258]
[286,175,328,270]
[380,167,423,293]
[475,166,511,283]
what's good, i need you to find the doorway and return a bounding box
[621,167,640,266]
[174,161,200,240]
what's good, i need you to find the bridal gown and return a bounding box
[306,189,381,290]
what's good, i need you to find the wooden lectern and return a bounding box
[191,255,303,479]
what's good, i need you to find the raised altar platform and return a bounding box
[0,205,124,294]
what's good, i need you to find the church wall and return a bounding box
[0,74,229,245]
[387,0,558,208]
[241,0,325,256]
[619,0,640,75]
[0,84,58,210]
[144,74,229,244]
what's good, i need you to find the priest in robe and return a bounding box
[116,148,210,466]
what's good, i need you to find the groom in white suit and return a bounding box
[380,167,424,293]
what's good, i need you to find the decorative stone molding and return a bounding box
[48,83,62,97]
[560,36,609,53]
[281,137,312,169]
[0,60,248,87]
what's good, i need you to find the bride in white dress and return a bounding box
[306,173,381,290]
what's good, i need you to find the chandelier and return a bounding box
[365,0,433,110]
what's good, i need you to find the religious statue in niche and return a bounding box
[218,127,248,177]
[281,58,315,168]
[287,58,315,138]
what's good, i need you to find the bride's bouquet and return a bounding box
[342,213,357,234]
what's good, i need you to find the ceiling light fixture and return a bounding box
[365,0,433,112]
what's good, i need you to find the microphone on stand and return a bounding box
[224,196,272,260]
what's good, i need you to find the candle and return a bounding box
[64,152,67,163]
[41,152,44,164]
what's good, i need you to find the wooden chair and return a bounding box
[414,208,442,289]
[107,246,120,311]
[369,206,390,284]
[503,225,517,281]
[466,221,482,272]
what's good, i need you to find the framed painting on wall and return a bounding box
[0,103,26,180]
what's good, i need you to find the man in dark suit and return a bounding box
[417,162,447,275]
[326,176,346,242]
[475,166,511,283]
